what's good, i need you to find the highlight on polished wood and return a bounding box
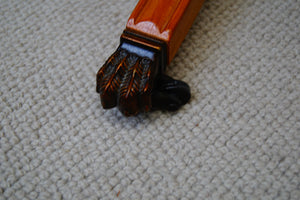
[96,0,205,116]
[126,0,205,63]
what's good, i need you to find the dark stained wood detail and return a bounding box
[96,48,156,116]
[118,57,154,116]
[97,49,129,109]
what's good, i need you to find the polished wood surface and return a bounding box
[97,0,203,116]
[126,0,205,64]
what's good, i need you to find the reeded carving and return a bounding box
[96,48,155,116]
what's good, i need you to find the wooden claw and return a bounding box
[96,43,158,115]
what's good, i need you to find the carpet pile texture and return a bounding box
[1,0,299,199]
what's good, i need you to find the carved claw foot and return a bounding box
[97,48,156,116]
[96,32,190,116]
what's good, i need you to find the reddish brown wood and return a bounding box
[97,0,204,116]
[126,0,205,64]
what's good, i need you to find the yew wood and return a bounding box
[126,0,205,64]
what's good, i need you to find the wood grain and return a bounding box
[126,0,205,64]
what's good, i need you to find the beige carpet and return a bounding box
[1,0,299,199]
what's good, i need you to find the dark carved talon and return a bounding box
[152,74,191,111]
[96,32,191,116]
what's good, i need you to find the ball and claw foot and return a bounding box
[96,47,190,116]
